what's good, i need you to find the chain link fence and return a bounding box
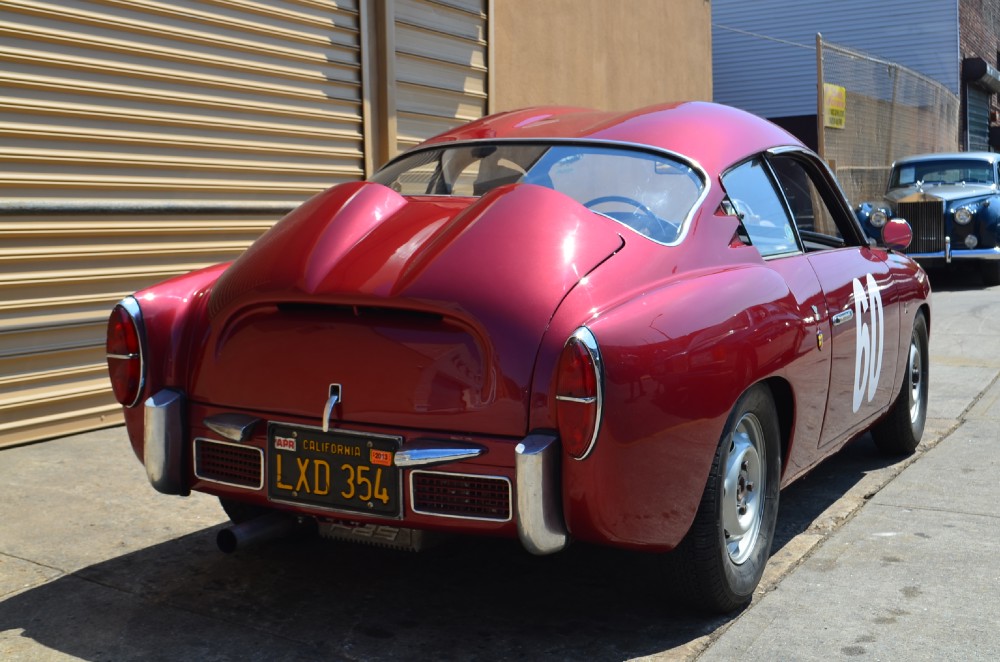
[819,37,960,204]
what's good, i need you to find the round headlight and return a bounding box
[955,207,973,225]
[870,209,888,228]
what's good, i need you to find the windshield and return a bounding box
[890,159,997,188]
[371,142,704,244]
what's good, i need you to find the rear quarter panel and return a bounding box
[121,264,226,460]
[548,250,826,551]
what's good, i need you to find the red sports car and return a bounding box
[106,102,930,612]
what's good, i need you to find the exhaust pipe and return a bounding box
[217,512,298,554]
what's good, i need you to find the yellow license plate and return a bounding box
[267,423,401,518]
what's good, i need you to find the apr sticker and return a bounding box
[274,435,296,451]
[852,273,884,413]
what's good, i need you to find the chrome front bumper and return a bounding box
[142,389,569,554]
[908,238,1000,263]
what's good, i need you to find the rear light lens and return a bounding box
[555,327,603,460]
[106,298,145,407]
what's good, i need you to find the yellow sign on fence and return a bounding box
[824,83,846,129]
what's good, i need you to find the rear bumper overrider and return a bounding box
[144,388,189,496]
[141,388,569,554]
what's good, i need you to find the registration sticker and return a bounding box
[370,449,393,466]
[274,436,296,451]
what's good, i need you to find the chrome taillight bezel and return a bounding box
[106,296,147,408]
[555,326,604,461]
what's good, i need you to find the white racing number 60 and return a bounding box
[852,273,884,413]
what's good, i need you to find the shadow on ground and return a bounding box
[0,436,901,661]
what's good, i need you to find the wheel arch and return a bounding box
[759,376,794,480]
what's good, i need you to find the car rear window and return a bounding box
[371,142,704,244]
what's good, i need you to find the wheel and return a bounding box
[219,497,268,524]
[671,384,781,613]
[981,262,1000,287]
[871,312,928,455]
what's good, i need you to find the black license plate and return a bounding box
[267,423,401,518]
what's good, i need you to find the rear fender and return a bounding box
[556,265,803,550]
[120,263,228,458]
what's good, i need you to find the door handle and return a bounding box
[832,309,854,326]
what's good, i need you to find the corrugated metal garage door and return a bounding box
[967,86,991,152]
[0,0,365,447]
[394,0,488,153]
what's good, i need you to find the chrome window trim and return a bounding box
[373,137,711,248]
[409,469,513,522]
[193,437,264,491]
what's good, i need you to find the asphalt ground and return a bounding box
[1,264,997,661]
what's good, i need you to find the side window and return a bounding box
[721,158,799,258]
[768,155,845,249]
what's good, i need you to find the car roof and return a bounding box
[418,101,804,177]
[893,151,1000,167]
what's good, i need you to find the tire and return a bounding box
[219,497,269,524]
[670,384,781,613]
[982,262,1000,287]
[871,312,928,455]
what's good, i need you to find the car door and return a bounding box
[719,157,832,461]
[765,150,901,448]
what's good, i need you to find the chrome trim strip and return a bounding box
[106,352,138,360]
[193,437,264,490]
[204,413,260,443]
[394,440,486,468]
[555,395,597,404]
[832,309,854,326]
[409,470,512,522]
[143,388,188,495]
[515,434,568,555]
[114,296,147,408]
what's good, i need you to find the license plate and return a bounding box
[267,423,401,518]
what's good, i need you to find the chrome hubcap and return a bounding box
[723,413,765,564]
[908,339,922,424]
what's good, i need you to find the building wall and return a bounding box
[713,0,960,119]
[960,0,1000,69]
[492,0,712,111]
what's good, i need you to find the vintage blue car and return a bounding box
[857,152,1000,285]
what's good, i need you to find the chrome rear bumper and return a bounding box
[141,389,569,554]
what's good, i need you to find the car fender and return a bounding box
[555,264,806,551]
[119,263,228,460]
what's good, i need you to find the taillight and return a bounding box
[555,327,603,460]
[106,298,145,407]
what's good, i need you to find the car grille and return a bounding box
[194,438,264,489]
[410,470,512,521]
[896,200,945,253]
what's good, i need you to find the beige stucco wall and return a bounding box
[491,0,712,112]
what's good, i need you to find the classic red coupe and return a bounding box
[107,102,930,612]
